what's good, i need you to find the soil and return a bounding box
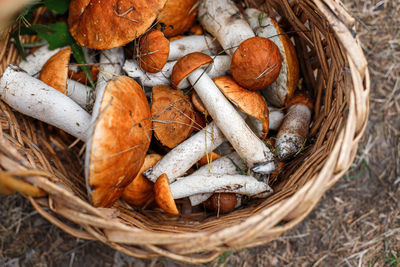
[1,0,399,266]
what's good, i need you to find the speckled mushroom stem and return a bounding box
[143,121,226,183]
[170,173,273,199]
[188,152,246,206]
[169,35,221,61]
[123,55,231,88]
[66,80,93,108]
[246,106,285,136]
[0,65,91,140]
[188,69,276,174]
[198,0,255,56]
[276,103,312,160]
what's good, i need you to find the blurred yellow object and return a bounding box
[0,0,35,34]
[0,171,46,197]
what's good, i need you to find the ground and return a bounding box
[1,0,399,266]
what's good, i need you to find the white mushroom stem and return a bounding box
[244,8,289,107]
[246,107,285,137]
[123,55,231,88]
[95,47,125,99]
[170,174,273,199]
[143,121,226,183]
[169,35,221,61]
[187,69,275,174]
[276,104,311,160]
[19,45,62,76]
[66,80,93,108]
[198,0,255,56]
[189,152,246,206]
[0,65,91,140]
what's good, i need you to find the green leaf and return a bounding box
[9,31,26,60]
[44,0,70,14]
[31,22,74,50]
[70,43,95,88]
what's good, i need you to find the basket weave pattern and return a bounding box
[0,0,369,263]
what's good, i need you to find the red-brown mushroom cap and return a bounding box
[171,52,213,88]
[269,18,300,106]
[151,85,195,148]
[137,29,170,73]
[197,152,221,167]
[39,47,71,94]
[86,76,152,207]
[204,193,237,214]
[122,154,162,207]
[231,37,282,91]
[154,173,179,215]
[157,0,198,37]
[287,93,314,111]
[213,76,270,138]
[68,0,167,49]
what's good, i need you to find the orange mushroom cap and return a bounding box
[122,154,162,207]
[39,47,71,94]
[68,0,167,49]
[204,193,237,214]
[86,76,152,207]
[270,18,299,106]
[68,67,99,85]
[137,29,170,73]
[231,37,282,91]
[154,173,179,215]
[286,94,314,111]
[171,52,213,88]
[197,152,221,167]
[157,0,198,37]
[151,85,195,148]
[213,76,270,138]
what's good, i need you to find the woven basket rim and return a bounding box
[0,0,370,263]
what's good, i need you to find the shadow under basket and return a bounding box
[0,0,369,263]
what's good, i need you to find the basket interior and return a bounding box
[0,0,368,260]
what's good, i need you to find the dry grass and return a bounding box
[1,0,399,266]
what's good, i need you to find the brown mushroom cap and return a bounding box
[86,76,152,207]
[231,37,282,91]
[157,0,198,37]
[191,91,207,114]
[122,154,162,207]
[39,47,71,94]
[213,76,270,138]
[151,85,195,148]
[171,52,213,88]
[197,152,221,167]
[154,173,179,215]
[137,29,170,73]
[271,18,299,106]
[287,94,314,111]
[68,67,99,85]
[204,193,237,214]
[68,0,167,49]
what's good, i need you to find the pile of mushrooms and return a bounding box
[0,0,314,215]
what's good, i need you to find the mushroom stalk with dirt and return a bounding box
[123,55,231,87]
[143,121,226,183]
[188,152,247,206]
[170,173,273,199]
[198,0,255,56]
[0,65,92,140]
[172,53,276,174]
[276,95,313,160]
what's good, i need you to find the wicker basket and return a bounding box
[0,0,369,263]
